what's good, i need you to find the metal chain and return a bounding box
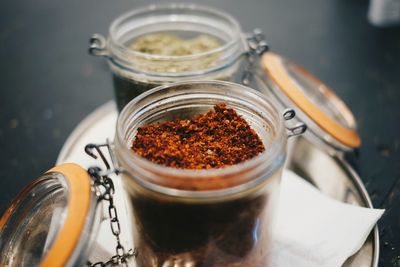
[86,167,137,267]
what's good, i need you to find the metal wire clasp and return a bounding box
[89,33,109,57]
[85,139,122,176]
[242,29,269,85]
[283,109,307,138]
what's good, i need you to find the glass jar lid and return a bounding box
[261,52,361,150]
[0,164,93,267]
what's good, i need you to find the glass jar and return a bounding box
[114,80,287,267]
[89,3,267,111]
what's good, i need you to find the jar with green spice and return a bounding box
[89,3,268,111]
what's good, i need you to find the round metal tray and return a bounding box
[57,101,379,267]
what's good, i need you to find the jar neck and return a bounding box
[114,80,287,199]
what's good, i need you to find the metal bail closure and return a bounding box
[242,29,269,86]
[89,33,109,57]
[246,28,269,56]
[85,139,122,176]
[261,52,361,149]
[283,109,307,138]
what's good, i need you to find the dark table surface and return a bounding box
[1,0,399,266]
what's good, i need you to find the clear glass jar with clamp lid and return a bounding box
[89,3,269,111]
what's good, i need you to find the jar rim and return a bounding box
[108,3,244,61]
[115,80,287,195]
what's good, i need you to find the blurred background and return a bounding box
[0,0,399,266]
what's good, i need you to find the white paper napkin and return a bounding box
[271,170,384,267]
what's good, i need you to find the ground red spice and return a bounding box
[131,103,265,169]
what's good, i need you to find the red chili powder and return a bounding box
[131,103,265,169]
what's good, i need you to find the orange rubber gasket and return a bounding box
[261,52,361,148]
[40,163,92,267]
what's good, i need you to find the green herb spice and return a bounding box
[126,33,223,73]
[129,33,221,56]
[113,33,235,111]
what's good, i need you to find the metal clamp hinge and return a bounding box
[283,109,307,138]
[246,28,269,56]
[242,29,269,85]
[89,33,109,57]
[85,140,122,176]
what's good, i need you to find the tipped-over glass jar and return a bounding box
[113,81,290,267]
[90,3,267,111]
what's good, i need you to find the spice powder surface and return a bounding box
[131,104,265,169]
